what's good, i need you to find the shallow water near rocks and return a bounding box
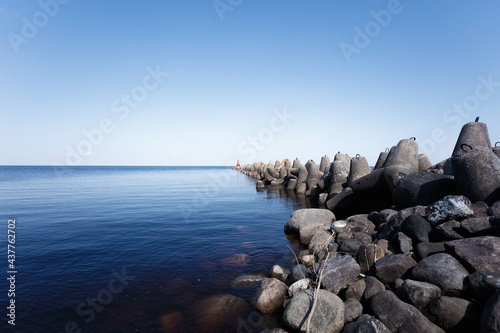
[0,166,310,332]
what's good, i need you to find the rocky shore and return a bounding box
[233,119,500,333]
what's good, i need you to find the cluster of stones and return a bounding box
[236,119,500,333]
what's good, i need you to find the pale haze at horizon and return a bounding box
[1,1,500,167]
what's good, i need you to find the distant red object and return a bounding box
[236,160,240,167]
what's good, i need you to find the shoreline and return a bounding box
[233,119,500,333]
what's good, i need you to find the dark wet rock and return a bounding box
[344,298,363,323]
[472,201,489,217]
[160,312,185,333]
[466,271,500,304]
[460,216,493,235]
[410,253,469,296]
[481,291,500,333]
[392,171,455,209]
[378,209,398,225]
[416,241,446,259]
[336,232,352,245]
[400,215,432,243]
[282,289,344,333]
[339,238,363,254]
[375,239,397,256]
[193,294,249,333]
[445,236,500,272]
[435,220,465,240]
[429,296,482,333]
[321,255,361,294]
[357,243,385,273]
[398,232,413,254]
[308,229,333,254]
[488,201,500,218]
[345,279,366,301]
[343,315,391,333]
[270,265,289,282]
[292,264,309,282]
[379,206,426,241]
[364,276,386,300]
[288,278,311,297]
[230,274,266,288]
[375,254,417,283]
[370,290,444,333]
[255,278,288,314]
[426,195,474,226]
[284,208,335,234]
[399,279,441,309]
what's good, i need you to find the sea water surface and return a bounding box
[0,166,309,332]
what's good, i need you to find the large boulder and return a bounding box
[399,279,441,309]
[284,209,335,234]
[428,296,482,333]
[425,195,474,226]
[410,253,469,296]
[445,236,500,272]
[321,255,361,294]
[400,214,432,243]
[370,290,444,333]
[392,171,455,209]
[282,289,345,333]
[375,254,417,283]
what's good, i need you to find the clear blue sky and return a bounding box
[1,0,500,166]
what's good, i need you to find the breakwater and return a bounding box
[234,119,500,333]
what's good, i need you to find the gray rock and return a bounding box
[336,232,352,245]
[284,208,335,234]
[299,224,327,245]
[426,195,474,225]
[357,244,385,273]
[301,254,315,267]
[364,276,386,300]
[398,232,413,254]
[288,278,311,297]
[379,206,426,241]
[429,296,482,333]
[270,265,289,282]
[445,236,500,272]
[282,289,344,333]
[466,271,500,304]
[292,264,309,282]
[399,279,441,309]
[321,255,361,294]
[352,232,373,245]
[308,229,333,254]
[410,253,469,296]
[460,216,493,235]
[345,279,366,301]
[400,214,432,243]
[375,254,417,283]
[481,291,500,333]
[392,171,455,209]
[416,241,446,259]
[255,278,288,314]
[472,201,489,217]
[343,315,391,333]
[344,298,363,323]
[347,214,376,232]
[435,220,465,240]
[339,238,363,254]
[378,209,398,225]
[370,290,444,333]
[259,329,288,333]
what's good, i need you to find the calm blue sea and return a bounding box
[0,166,308,332]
